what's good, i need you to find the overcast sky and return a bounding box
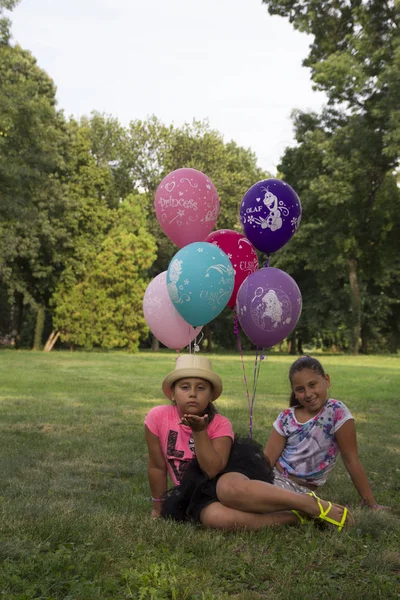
[11,0,327,174]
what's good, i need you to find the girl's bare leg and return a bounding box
[216,473,347,523]
[200,502,298,530]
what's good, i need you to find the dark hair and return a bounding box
[204,401,217,423]
[288,355,326,407]
[171,382,218,423]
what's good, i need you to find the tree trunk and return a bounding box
[348,258,361,354]
[288,330,297,355]
[11,293,24,348]
[297,335,303,355]
[43,330,60,352]
[9,302,16,346]
[387,330,400,354]
[151,335,160,352]
[33,305,45,350]
[360,322,369,354]
[205,324,213,353]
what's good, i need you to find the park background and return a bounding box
[0,1,399,599]
[0,0,399,356]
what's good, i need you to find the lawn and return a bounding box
[0,350,399,599]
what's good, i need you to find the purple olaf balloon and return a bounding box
[240,179,302,254]
[236,267,302,348]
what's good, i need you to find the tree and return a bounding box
[52,195,156,352]
[0,0,19,44]
[55,119,116,288]
[85,112,132,208]
[262,0,400,352]
[274,108,400,352]
[263,0,399,171]
[0,43,71,346]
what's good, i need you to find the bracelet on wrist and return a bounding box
[151,497,163,503]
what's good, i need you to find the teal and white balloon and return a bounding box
[167,242,234,327]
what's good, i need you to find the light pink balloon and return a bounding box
[155,168,220,247]
[143,271,202,349]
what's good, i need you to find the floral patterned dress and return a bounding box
[272,399,354,488]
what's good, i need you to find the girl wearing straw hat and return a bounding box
[144,355,354,531]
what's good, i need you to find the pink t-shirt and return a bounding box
[144,404,234,486]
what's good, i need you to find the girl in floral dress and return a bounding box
[264,356,385,509]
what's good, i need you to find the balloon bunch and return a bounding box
[143,168,303,358]
[236,178,303,349]
[143,168,303,435]
[234,178,303,437]
[143,168,259,350]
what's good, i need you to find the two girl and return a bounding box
[144,354,373,531]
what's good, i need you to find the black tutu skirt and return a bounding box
[161,436,274,524]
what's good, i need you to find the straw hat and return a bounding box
[162,355,223,401]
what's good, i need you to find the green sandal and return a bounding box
[291,510,310,525]
[307,491,353,531]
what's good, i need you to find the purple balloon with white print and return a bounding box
[236,267,302,348]
[240,179,302,254]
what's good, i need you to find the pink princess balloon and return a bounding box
[155,168,220,248]
[143,271,202,349]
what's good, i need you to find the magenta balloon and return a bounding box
[206,229,258,309]
[143,272,202,349]
[155,168,220,248]
[236,267,302,348]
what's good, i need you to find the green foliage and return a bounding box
[85,111,132,207]
[263,0,399,115]
[56,119,116,290]
[1,5,399,352]
[261,0,399,168]
[274,108,400,352]
[0,44,69,308]
[261,0,400,353]
[53,195,156,352]
[0,0,19,43]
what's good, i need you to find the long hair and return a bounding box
[288,356,326,407]
[204,401,217,423]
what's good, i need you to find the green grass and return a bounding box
[0,350,399,599]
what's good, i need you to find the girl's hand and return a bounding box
[363,503,391,511]
[179,414,209,432]
[360,498,391,511]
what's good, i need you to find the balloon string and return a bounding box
[188,329,204,354]
[249,349,265,438]
[234,315,266,437]
[264,255,271,268]
[233,313,251,413]
[194,331,203,353]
